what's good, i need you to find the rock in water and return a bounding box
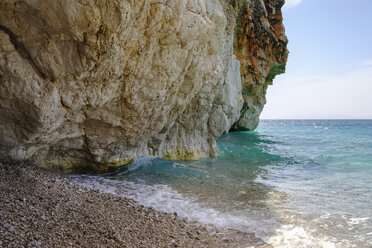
[0,0,288,170]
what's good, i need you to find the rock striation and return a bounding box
[0,0,288,170]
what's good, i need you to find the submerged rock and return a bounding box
[0,0,288,169]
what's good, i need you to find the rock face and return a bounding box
[0,0,288,170]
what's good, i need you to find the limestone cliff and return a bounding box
[0,0,288,169]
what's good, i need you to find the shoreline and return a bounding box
[0,163,271,247]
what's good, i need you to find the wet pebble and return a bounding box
[0,163,270,248]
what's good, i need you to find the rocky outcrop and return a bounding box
[0,0,288,170]
[230,0,288,130]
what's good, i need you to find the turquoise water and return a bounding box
[72,120,372,247]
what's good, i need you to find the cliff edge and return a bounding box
[0,0,288,169]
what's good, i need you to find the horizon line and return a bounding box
[260,118,372,120]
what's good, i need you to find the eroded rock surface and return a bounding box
[0,0,288,169]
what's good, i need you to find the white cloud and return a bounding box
[284,0,302,8]
[358,59,372,67]
[261,64,372,119]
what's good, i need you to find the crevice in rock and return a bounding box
[151,2,173,11]
[0,24,46,79]
[230,101,249,131]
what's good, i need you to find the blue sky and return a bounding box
[261,0,372,119]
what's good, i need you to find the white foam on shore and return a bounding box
[347,217,369,225]
[70,175,265,230]
[266,225,337,248]
[70,174,345,248]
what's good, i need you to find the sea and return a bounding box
[71,120,372,248]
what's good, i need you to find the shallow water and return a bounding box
[71,120,372,248]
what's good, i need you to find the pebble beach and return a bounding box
[0,163,270,248]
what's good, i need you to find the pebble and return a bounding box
[0,163,270,248]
